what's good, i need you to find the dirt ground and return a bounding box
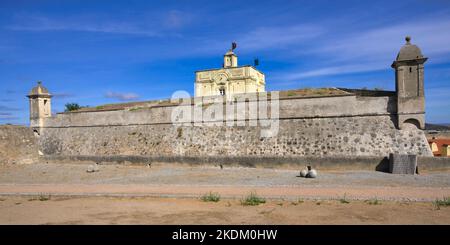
[0,163,449,224]
[0,196,449,225]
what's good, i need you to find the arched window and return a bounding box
[403,119,420,130]
[219,87,226,96]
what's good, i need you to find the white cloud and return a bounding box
[163,10,190,29]
[52,92,74,99]
[105,91,140,101]
[7,14,161,37]
[187,24,324,57]
[271,14,450,81]
[277,63,388,81]
[0,105,20,111]
[238,25,324,51]
[310,17,450,63]
[0,114,19,120]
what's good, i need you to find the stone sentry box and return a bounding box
[389,153,418,174]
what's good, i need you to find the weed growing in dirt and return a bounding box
[241,192,266,206]
[340,194,350,204]
[291,199,304,205]
[365,198,381,205]
[39,194,51,201]
[434,197,450,209]
[129,107,144,112]
[200,192,221,202]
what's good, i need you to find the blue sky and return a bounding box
[1,0,450,125]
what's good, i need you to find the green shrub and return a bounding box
[241,192,266,206]
[200,192,221,202]
[365,198,381,205]
[129,107,143,111]
[64,103,81,112]
[340,194,350,204]
[39,194,50,201]
[434,197,450,208]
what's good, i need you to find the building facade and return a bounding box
[194,46,265,98]
[443,145,450,157]
[428,138,450,157]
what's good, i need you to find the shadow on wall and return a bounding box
[389,114,398,130]
[375,156,390,172]
[403,118,421,130]
[387,96,398,129]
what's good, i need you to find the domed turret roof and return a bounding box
[224,50,236,56]
[28,81,51,97]
[396,36,424,61]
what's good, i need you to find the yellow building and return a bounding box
[442,144,450,157]
[195,44,265,98]
[429,142,438,153]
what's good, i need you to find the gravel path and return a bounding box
[0,163,449,201]
[1,163,450,187]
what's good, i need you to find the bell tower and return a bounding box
[391,36,428,130]
[27,81,52,129]
[223,42,238,68]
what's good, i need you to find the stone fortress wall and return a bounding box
[0,125,38,164]
[29,37,435,164]
[37,92,432,158]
